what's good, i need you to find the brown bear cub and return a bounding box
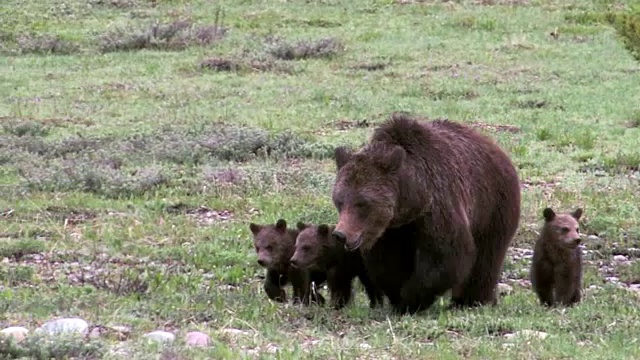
[249,219,326,306]
[290,222,384,310]
[331,112,522,315]
[530,207,584,307]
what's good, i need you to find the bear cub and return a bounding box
[530,207,584,307]
[290,222,384,310]
[249,219,326,305]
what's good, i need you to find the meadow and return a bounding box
[1,0,640,358]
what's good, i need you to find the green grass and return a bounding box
[1,0,640,358]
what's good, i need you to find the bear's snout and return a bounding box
[333,230,347,243]
[257,259,266,267]
[290,258,300,268]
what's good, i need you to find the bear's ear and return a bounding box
[379,146,406,173]
[275,219,287,232]
[317,224,330,237]
[571,208,583,221]
[543,208,556,222]
[296,221,309,231]
[335,146,353,170]
[249,223,262,236]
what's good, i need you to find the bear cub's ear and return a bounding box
[275,219,287,232]
[296,221,310,231]
[542,208,556,222]
[249,223,262,236]
[571,208,583,221]
[335,146,353,170]
[317,224,330,237]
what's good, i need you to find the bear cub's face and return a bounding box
[249,219,294,270]
[331,145,406,251]
[542,207,583,249]
[290,222,332,270]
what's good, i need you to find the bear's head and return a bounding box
[542,207,583,248]
[290,222,334,270]
[249,219,296,271]
[331,144,406,251]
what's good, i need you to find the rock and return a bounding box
[36,318,89,336]
[605,276,620,283]
[185,331,210,347]
[587,235,600,241]
[1,326,29,343]
[359,343,372,350]
[144,330,175,344]
[497,283,513,296]
[505,330,549,341]
[614,255,630,265]
[220,328,251,337]
[265,343,279,354]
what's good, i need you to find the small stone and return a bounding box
[88,326,107,339]
[613,255,630,265]
[36,318,89,336]
[587,235,600,241]
[1,327,29,343]
[359,343,372,350]
[144,330,175,344]
[606,276,620,283]
[220,328,251,337]
[185,331,210,347]
[265,343,279,354]
[513,330,549,340]
[497,283,513,296]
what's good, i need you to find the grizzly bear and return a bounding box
[530,207,584,307]
[330,112,522,315]
[289,222,384,310]
[249,219,326,305]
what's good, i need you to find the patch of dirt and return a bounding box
[164,203,233,225]
[43,206,98,226]
[349,61,389,71]
[470,122,521,134]
[199,56,294,74]
[333,119,374,131]
[472,0,530,5]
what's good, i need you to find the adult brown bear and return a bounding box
[331,113,521,315]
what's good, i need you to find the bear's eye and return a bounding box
[302,245,311,252]
[560,227,569,234]
[334,199,344,211]
[265,245,274,251]
[576,227,580,233]
[353,199,369,210]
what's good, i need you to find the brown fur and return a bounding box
[530,207,584,307]
[331,113,522,314]
[290,222,384,310]
[249,219,326,305]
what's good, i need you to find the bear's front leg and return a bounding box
[327,267,352,310]
[264,269,287,302]
[397,224,476,315]
[553,265,580,307]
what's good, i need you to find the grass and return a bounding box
[1,0,640,358]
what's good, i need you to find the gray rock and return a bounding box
[1,326,29,343]
[36,318,89,336]
[185,331,210,347]
[497,283,513,296]
[143,330,175,344]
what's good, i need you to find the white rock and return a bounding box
[587,235,600,241]
[359,343,372,350]
[497,283,513,296]
[613,255,630,265]
[36,318,89,336]
[144,330,175,344]
[512,330,549,340]
[265,343,280,354]
[1,326,29,342]
[220,328,251,337]
[185,331,210,347]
